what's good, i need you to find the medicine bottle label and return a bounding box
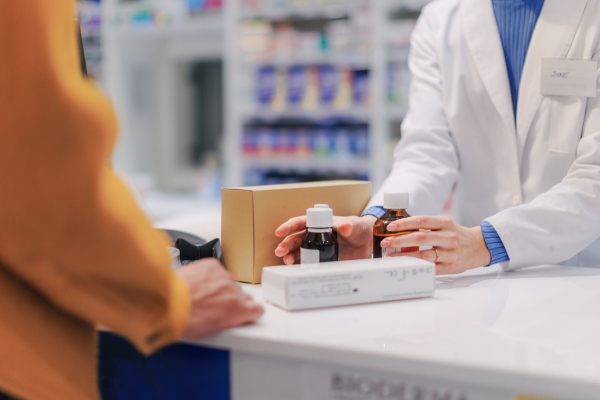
[301,248,320,264]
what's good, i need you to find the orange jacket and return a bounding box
[0,1,191,399]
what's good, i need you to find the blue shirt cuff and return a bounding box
[481,221,510,266]
[361,206,386,219]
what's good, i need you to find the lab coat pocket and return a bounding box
[549,95,586,154]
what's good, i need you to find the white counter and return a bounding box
[193,264,600,400]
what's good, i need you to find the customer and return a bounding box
[0,1,263,400]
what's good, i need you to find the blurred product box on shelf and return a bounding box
[387,62,411,108]
[238,9,371,62]
[109,0,222,30]
[241,119,370,185]
[221,180,371,283]
[262,257,435,310]
[242,122,369,158]
[255,64,370,112]
[387,19,417,57]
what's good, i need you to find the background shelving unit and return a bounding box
[80,0,226,197]
[78,0,432,197]
[223,0,431,189]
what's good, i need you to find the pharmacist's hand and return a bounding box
[383,216,491,275]
[275,215,377,265]
[175,259,264,340]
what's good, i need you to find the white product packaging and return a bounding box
[262,257,435,311]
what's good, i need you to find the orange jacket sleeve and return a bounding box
[0,0,191,354]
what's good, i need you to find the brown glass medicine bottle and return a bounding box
[373,192,419,258]
[301,205,339,264]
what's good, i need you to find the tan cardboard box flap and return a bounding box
[221,189,254,283]
[227,181,366,191]
[222,180,372,283]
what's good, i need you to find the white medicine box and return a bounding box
[262,258,435,311]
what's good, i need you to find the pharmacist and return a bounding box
[276,0,600,274]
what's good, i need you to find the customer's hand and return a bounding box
[275,215,377,264]
[175,259,264,340]
[382,216,491,275]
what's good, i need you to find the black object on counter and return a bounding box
[161,229,222,263]
[176,238,222,263]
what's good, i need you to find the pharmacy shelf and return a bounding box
[223,0,432,188]
[111,19,223,38]
[243,55,371,68]
[242,107,371,122]
[243,156,370,171]
[97,0,226,190]
[81,0,429,191]
[226,0,383,187]
[240,2,370,21]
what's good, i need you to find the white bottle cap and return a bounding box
[306,205,333,228]
[314,204,329,208]
[383,192,409,210]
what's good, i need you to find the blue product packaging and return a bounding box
[313,128,331,158]
[288,129,299,155]
[348,129,359,156]
[333,129,351,158]
[353,70,370,106]
[318,65,337,106]
[243,128,258,155]
[257,66,276,106]
[257,128,276,156]
[356,128,369,156]
[288,65,306,107]
[275,128,294,155]
[188,0,207,12]
[296,129,312,156]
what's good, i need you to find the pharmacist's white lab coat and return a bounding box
[367,0,600,269]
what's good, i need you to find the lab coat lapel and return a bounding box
[462,0,516,137]
[516,0,588,157]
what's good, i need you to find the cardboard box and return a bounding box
[262,258,435,310]
[221,181,372,283]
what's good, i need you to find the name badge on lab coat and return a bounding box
[541,58,597,98]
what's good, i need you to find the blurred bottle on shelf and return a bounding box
[352,69,369,107]
[257,66,276,106]
[273,22,295,59]
[271,67,289,111]
[318,64,337,107]
[296,129,312,156]
[301,67,320,111]
[332,68,353,110]
[274,127,295,154]
[288,65,306,109]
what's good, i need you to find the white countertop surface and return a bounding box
[194,264,600,399]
